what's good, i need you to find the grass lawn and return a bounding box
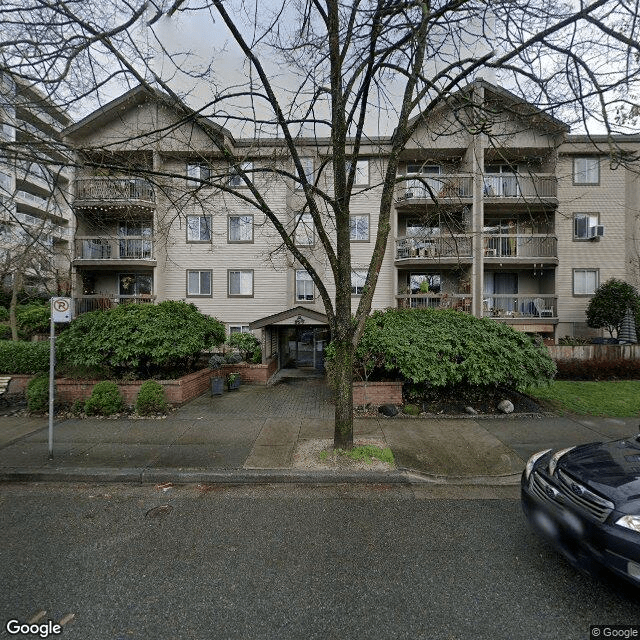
[526,380,640,417]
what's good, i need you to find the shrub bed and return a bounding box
[135,380,168,415]
[0,341,50,374]
[84,381,125,416]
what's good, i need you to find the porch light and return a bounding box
[295,315,305,325]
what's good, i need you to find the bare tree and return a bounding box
[1,0,639,446]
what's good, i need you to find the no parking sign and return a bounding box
[51,297,73,323]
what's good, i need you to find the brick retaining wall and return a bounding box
[352,381,403,406]
[214,357,278,385]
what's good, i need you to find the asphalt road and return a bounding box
[0,482,638,640]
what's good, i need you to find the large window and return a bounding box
[187,270,212,296]
[187,215,212,242]
[295,269,314,302]
[186,163,211,185]
[294,212,314,246]
[296,157,314,189]
[346,159,369,186]
[409,272,441,294]
[119,273,152,298]
[573,269,599,295]
[229,324,250,334]
[573,213,599,240]
[228,269,254,297]
[228,215,253,242]
[350,214,369,241]
[351,269,368,295]
[229,161,253,187]
[573,157,600,185]
[118,221,152,259]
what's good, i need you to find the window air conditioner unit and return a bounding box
[589,225,605,238]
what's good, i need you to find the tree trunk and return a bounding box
[332,337,354,449]
[9,270,21,341]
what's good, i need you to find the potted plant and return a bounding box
[209,354,226,396]
[227,372,241,391]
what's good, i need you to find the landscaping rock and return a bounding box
[498,399,514,414]
[378,404,399,417]
[465,406,478,415]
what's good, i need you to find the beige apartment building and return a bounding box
[63,80,640,371]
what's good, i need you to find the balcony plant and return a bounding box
[208,353,226,396]
[227,372,241,391]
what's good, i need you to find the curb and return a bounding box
[0,466,522,486]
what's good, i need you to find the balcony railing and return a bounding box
[74,294,156,315]
[396,234,473,260]
[482,295,557,319]
[400,174,473,200]
[75,177,155,205]
[483,174,557,199]
[397,293,472,312]
[483,234,557,259]
[74,236,154,261]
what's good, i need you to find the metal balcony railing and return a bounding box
[74,294,156,315]
[482,295,557,318]
[483,234,557,258]
[396,234,473,260]
[397,293,472,311]
[74,236,154,261]
[400,174,473,200]
[75,177,155,205]
[483,174,557,199]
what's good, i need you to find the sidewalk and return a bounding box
[0,379,638,485]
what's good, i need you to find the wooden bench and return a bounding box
[0,376,12,406]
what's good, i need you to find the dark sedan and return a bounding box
[521,436,640,586]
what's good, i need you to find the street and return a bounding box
[0,482,638,640]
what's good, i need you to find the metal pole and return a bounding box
[48,304,55,460]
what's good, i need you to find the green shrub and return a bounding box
[135,380,168,415]
[84,381,125,416]
[226,332,260,361]
[27,374,50,413]
[17,304,50,338]
[586,278,640,339]
[0,307,9,322]
[251,345,262,364]
[326,308,556,391]
[0,341,50,373]
[0,324,11,340]
[57,301,226,378]
[71,399,84,416]
[403,404,420,415]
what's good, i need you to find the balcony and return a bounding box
[395,234,473,262]
[482,295,557,320]
[397,293,472,312]
[74,177,155,208]
[74,236,155,266]
[398,174,473,203]
[483,174,557,201]
[483,234,558,262]
[74,294,156,315]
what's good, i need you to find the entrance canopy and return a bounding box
[249,306,329,330]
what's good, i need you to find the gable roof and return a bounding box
[249,306,329,330]
[64,84,234,144]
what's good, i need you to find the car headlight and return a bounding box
[524,449,551,481]
[616,515,640,533]
[548,447,575,476]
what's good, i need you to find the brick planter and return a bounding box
[216,357,278,385]
[352,381,403,407]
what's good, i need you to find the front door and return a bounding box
[280,326,329,370]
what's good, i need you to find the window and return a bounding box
[350,214,369,241]
[409,273,441,294]
[228,215,253,242]
[294,212,314,246]
[228,269,253,297]
[187,270,212,296]
[119,273,152,298]
[573,157,599,185]
[295,270,314,301]
[229,161,253,187]
[573,269,599,295]
[573,213,599,240]
[187,215,212,242]
[229,324,250,334]
[118,221,152,259]
[346,159,369,186]
[351,269,368,295]
[406,164,441,176]
[186,163,211,185]
[297,157,314,189]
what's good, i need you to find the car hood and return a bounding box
[559,437,640,510]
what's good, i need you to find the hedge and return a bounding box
[0,341,50,374]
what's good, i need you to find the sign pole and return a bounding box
[48,304,55,460]
[48,297,72,460]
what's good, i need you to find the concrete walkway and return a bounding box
[0,376,638,485]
